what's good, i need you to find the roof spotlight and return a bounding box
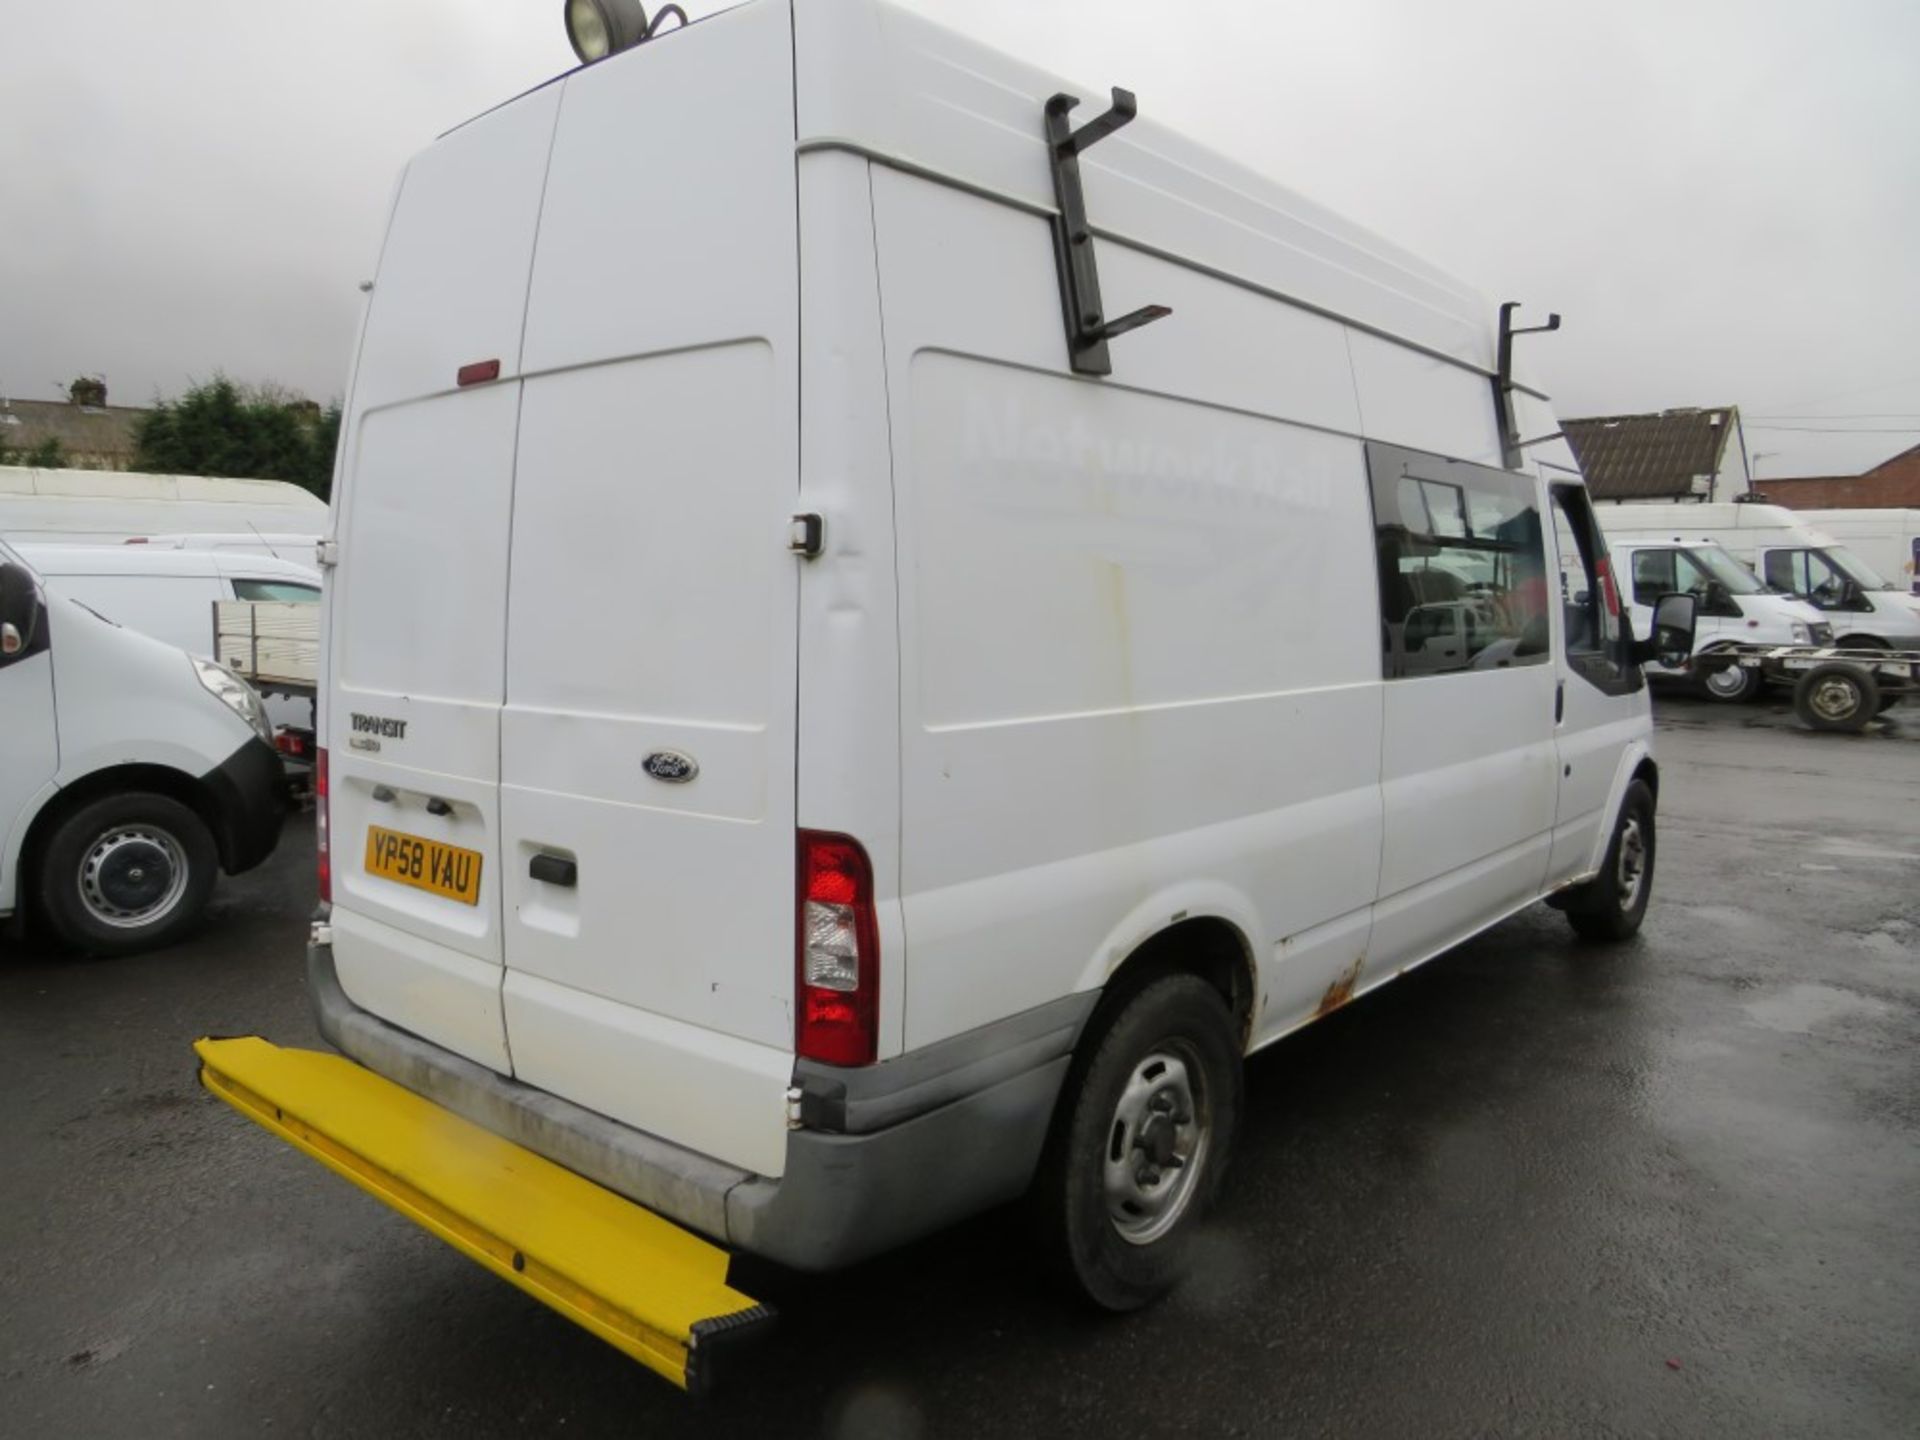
[563,0,651,64]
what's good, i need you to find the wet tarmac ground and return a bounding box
[3,696,1916,1438]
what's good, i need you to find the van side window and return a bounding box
[1762,549,1803,595]
[232,580,321,603]
[1366,442,1549,679]
[1548,485,1632,692]
[1631,549,1676,605]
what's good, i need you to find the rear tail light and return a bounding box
[796,831,878,1066]
[316,746,331,904]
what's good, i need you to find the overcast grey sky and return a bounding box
[4,0,1916,477]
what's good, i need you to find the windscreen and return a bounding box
[1684,545,1765,594]
[1821,546,1892,591]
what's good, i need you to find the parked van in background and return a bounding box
[0,539,285,955]
[122,532,326,566]
[1600,502,1920,649]
[14,543,321,733]
[196,0,1703,1382]
[0,467,326,546]
[1789,508,1920,598]
[1606,536,1829,701]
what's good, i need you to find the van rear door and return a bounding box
[495,2,801,1179]
[325,89,561,1074]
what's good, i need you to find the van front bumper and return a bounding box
[307,933,1095,1271]
[201,737,286,874]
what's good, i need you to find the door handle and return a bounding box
[529,854,577,888]
[1554,680,1565,723]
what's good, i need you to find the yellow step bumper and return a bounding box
[194,1036,770,1392]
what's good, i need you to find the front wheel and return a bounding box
[1032,974,1243,1311]
[1564,779,1655,943]
[35,792,218,956]
[1699,661,1762,703]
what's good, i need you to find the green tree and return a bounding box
[133,376,340,501]
[0,436,66,468]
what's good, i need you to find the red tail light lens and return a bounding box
[796,830,878,1066]
[316,746,331,904]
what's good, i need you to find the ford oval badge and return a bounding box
[643,750,698,783]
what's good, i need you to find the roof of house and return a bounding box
[0,398,146,462]
[1561,407,1739,500]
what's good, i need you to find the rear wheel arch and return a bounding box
[1085,915,1258,1055]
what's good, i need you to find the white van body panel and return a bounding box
[0,468,325,545]
[324,84,560,1068]
[316,0,1652,1210]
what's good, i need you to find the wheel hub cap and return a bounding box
[79,827,189,929]
[1617,817,1647,910]
[1103,1047,1210,1246]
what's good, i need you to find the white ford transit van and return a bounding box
[0,539,285,955]
[1606,536,1831,701]
[197,0,1701,1380]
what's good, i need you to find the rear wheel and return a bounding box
[1793,662,1879,733]
[1564,780,1655,943]
[1033,974,1243,1311]
[35,792,217,956]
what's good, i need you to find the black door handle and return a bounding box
[529,854,577,888]
[1554,680,1565,723]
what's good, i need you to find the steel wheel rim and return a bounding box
[1103,1041,1210,1246]
[1705,666,1750,699]
[1809,676,1862,722]
[1616,816,1648,911]
[77,825,189,929]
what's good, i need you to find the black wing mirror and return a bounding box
[1631,591,1697,668]
[0,561,40,659]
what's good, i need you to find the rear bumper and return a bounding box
[200,737,287,874]
[307,935,1094,1271]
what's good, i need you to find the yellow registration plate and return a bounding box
[364,826,483,906]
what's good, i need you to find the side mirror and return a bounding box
[1631,591,1697,668]
[0,561,40,659]
[1840,578,1867,610]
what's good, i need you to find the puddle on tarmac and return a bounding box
[1743,983,1894,1034]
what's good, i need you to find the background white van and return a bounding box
[0,538,286,955]
[1790,508,1920,596]
[0,467,326,546]
[1600,501,1920,649]
[14,542,321,734]
[1607,536,1830,700]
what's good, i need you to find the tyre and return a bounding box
[1699,661,1762,703]
[1792,662,1879,734]
[1032,973,1243,1311]
[35,792,218,956]
[1564,779,1655,943]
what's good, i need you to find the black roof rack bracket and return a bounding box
[1494,300,1561,467]
[1044,88,1171,377]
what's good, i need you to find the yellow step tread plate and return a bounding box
[194,1035,770,1392]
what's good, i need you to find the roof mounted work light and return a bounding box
[563,0,686,64]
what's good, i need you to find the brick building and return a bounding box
[1757,444,1920,510]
